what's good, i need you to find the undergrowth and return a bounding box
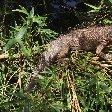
[0,1,112,112]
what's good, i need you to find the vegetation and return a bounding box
[0,0,112,112]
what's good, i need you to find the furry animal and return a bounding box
[26,26,112,93]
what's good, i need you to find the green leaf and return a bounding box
[109,0,112,3]
[87,9,100,13]
[18,40,31,57]
[30,7,34,18]
[15,26,27,39]
[103,19,112,24]
[51,102,64,111]
[4,26,27,51]
[12,6,29,16]
[33,16,47,27]
[26,17,31,26]
[4,38,17,50]
[85,3,101,10]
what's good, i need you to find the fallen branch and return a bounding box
[0,54,20,59]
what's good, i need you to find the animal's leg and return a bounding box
[96,40,112,60]
[57,45,70,58]
[56,45,70,64]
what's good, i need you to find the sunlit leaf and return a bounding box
[30,7,34,18]
[109,0,112,3]
[4,38,17,50]
[33,16,47,27]
[103,19,112,24]
[85,3,101,10]
[16,26,27,39]
[12,6,29,16]
[88,9,100,13]
[26,17,31,26]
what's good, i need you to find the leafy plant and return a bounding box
[85,0,112,25]
[108,0,112,3]
[0,2,112,112]
[4,6,57,57]
[85,0,103,13]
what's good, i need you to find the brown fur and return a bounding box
[26,26,112,93]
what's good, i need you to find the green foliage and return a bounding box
[109,0,112,3]
[103,19,112,24]
[71,52,112,112]
[0,2,112,112]
[85,0,112,25]
[85,0,103,13]
[4,6,57,57]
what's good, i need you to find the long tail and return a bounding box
[25,25,112,93]
[25,36,72,93]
